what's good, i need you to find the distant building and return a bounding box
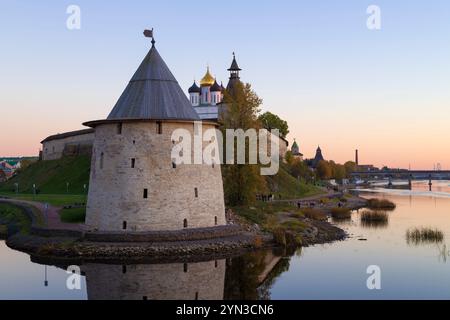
[188,67,225,121]
[0,168,7,182]
[0,161,14,180]
[291,139,303,160]
[189,54,288,159]
[306,146,325,168]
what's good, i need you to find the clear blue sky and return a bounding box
[1,1,450,169]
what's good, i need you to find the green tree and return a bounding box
[258,111,289,139]
[220,82,267,206]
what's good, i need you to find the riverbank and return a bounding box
[0,192,368,261]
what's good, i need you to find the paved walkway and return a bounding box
[0,198,83,231]
[273,190,342,203]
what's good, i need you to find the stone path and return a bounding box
[0,198,83,231]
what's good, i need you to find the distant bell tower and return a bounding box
[226,52,242,93]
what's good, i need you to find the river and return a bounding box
[1,180,450,300]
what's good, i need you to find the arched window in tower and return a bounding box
[100,152,104,169]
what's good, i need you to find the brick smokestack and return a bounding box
[355,149,359,166]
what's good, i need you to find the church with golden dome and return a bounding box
[188,53,241,120]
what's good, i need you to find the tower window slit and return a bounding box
[143,189,148,199]
[131,158,135,168]
[117,123,122,134]
[183,219,188,228]
[172,162,176,169]
[122,265,127,274]
[215,216,218,225]
[194,188,198,198]
[184,263,188,273]
[100,152,104,169]
[122,221,127,230]
[156,121,162,134]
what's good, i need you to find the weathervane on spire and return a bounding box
[143,28,155,46]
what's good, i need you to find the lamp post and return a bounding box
[44,265,48,287]
[14,182,19,194]
[66,182,69,194]
[33,184,36,199]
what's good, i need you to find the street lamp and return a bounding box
[44,265,48,287]
[66,182,69,194]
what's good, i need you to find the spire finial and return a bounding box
[143,28,155,46]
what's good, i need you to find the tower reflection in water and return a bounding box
[83,260,226,300]
[78,249,289,300]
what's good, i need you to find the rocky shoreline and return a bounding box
[2,194,368,263]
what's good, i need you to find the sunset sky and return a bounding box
[1,1,449,169]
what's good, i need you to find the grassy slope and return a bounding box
[0,156,90,195]
[59,207,86,223]
[265,163,323,199]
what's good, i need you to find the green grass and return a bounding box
[232,201,301,225]
[0,225,7,236]
[0,193,87,207]
[0,155,90,195]
[0,203,33,234]
[265,163,323,199]
[59,207,86,223]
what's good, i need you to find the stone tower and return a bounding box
[83,32,226,232]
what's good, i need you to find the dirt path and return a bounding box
[0,198,83,231]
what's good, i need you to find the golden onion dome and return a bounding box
[200,66,215,87]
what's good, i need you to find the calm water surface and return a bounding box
[1,180,450,300]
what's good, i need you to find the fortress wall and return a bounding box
[86,121,226,232]
[42,132,94,161]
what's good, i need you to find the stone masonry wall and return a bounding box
[42,133,94,161]
[85,121,226,232]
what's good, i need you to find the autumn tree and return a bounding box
[316,160,333,180]
[220,82,267,206]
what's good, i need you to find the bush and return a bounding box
[367,198,396,210]
[406,227,444,245]
[301,208,327,221]
[272,228,286,247]
[330,207,351,219]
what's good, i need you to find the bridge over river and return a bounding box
[350,170,450,180]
